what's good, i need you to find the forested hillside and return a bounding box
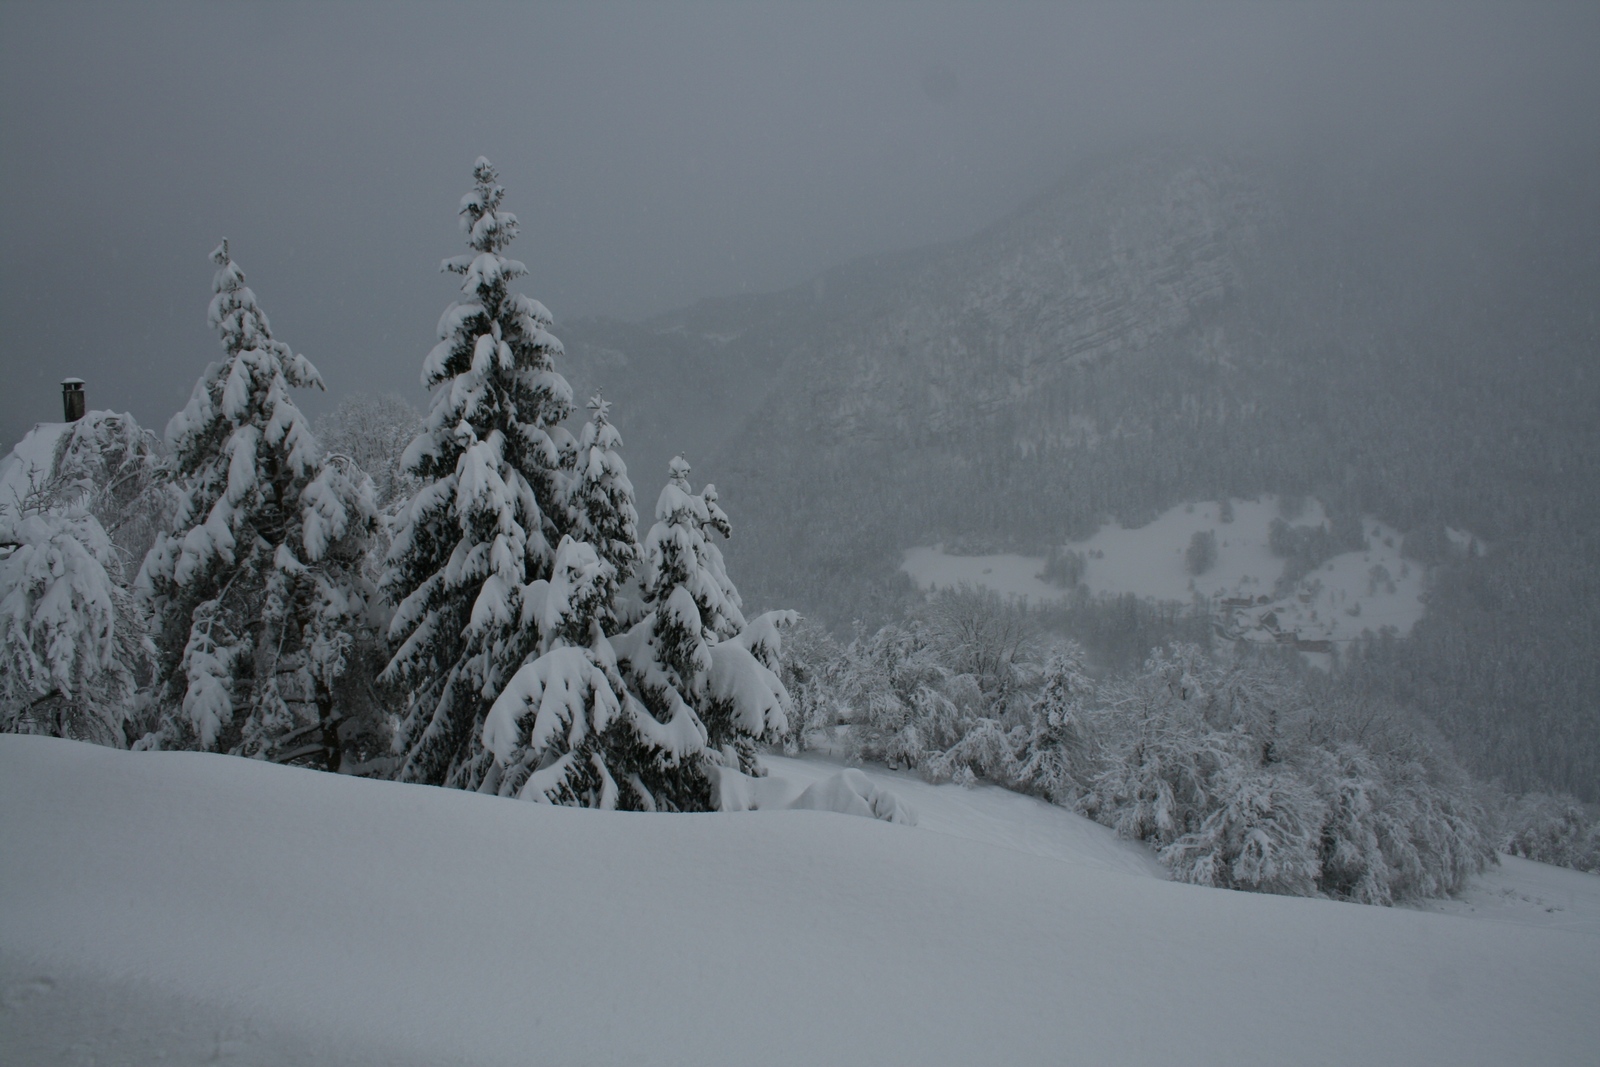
[561,145,1600,801]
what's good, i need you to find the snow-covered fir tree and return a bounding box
[383,158,583,788]
[570,393,639,629]
[1013,642,1093,802]
[480,535,707,809]
[136,241,377,769]
[611,456,791,785]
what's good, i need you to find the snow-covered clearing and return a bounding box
[904,496,1437,649]
[3,735,1595,1066]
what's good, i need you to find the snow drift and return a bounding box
[2,735,1596,1066]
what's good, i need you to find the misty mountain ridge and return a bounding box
[563,144,1599,799]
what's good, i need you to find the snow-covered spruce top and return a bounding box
[644,456,744,644]
[570,393,639,628]
[383,158,582,787]
[612,455,791,776]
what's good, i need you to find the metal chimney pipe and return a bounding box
[62,378,85,422]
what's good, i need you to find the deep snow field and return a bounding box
[904,496,1445,651]
[3,735,1596,1066]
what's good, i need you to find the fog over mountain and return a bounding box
[557,139,1599,798]
[3,3,1597,444]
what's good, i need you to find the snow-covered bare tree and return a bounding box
[1502,792,1600,874]
[47,411,167,572]
[838,620,961,771]
[775,618,849,754]
[1160,763,1326,895]
[137,241,377,769]
[315,393,423,510]
[383,158,581,788]
[920,584,1037,714]
[0,502,141,745]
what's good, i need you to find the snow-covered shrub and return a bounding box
[0,505,143,745]
[1161,764,1325,896]
[791,768,918,825]
[137,241,379,769]
[1502,793,1600,874]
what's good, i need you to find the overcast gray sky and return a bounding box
[2,1,1596,445]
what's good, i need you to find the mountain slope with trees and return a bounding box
[560,144,1600,800]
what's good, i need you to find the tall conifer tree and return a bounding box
[384,158,579,787]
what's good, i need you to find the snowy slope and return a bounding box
[764,754,1168,879]
[3,735,1596,1067]
[906,496,1440,652]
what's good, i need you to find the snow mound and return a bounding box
[711,763,917,826]
[708,762,800,812]
[790,768,919,825]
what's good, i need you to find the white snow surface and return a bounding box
[3,735,1596,1066]
[905,496,1436,648]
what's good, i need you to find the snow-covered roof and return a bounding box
[0,421,70,515]
[61,377,85,386]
